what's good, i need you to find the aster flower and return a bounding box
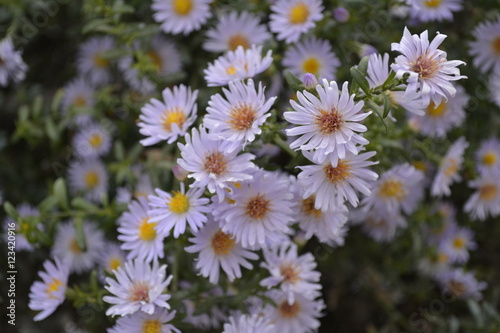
[284,79,370,163]
[99,242,127,274]
[489,74,500,107]
[424,201,458,245]
[391,27,466,106]
[0,37,27,86]
[283,37,340,81]
[469,15,500,75]
[177,126,256,201]
[264,290,325,333]
[350,207,407,242]
[439,226,476,264]
[61,77,95,112]
[204,45,273,87]
[51,221,105,273]
[28,259,69,321]
[431,137,468,197]
[3,203,40,251]
[185,217,259,284]
[269,0,324,44]
[152,0,213,35]
[107,308,180,333]
[148,183,210,238]
[464,170,500,221]
[437,269,487,300]
[138,84,198,146]
[215,170,294,249]
[475,137,500,174]
[204,79,276,145]
[68,158,108,202]
[222,314,275,333]
[77,36,115,86]
[72,122,112,158]
[103,259,173,317]
[260,243,321,304]
[117,197,166,263]
[204,11,271,53]
[408,0,463,22]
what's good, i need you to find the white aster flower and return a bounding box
[204,45,273,87]
[152,0,213,35]
[51,221,105,273]
[107,308,180,333]
[72,122,112,158]
[99,242,127,274]
[204,11,271,53]
[475,137,500,174]
[177,126,256,201]
[264,290,325,333]
[222,314,275,333]
[0,37,27,86]
[148,183,210,238]
[61,77,95,112]
[350,207,407,242]
[117,197,166,263]
[464,170,500,221]
[185,217,258,284]
[68,158,108,202]
[3,203,40,251]
[469,15,500,75]
[204,79,276,145]
[269,0,324,44]
[431,137,468,197]
[391,27,466,106]
[439,226,476,264]
[138,84,198,146]
[103,259,173,317]
[77,36,115,86]
[260,243,321,304]
[283,37,340,81]
[408,0,463,22]
[297,149,378,211]
[437,269,487,300]
[215,170,294,249]
[28,259,69,321]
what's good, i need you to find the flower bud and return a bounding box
[303,73,318,90]
[333,7,350,22]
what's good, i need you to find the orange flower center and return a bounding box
[211,230,236,255]
[245,194,270,219]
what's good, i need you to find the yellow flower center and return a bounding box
[211,230,236,255]
[89,133,103,148]
[228,103,256,131]
[46,278,63,298]
[129,282,150,302]
[323,161,351,184]
[426,101,447,118]
[302,57,321,75]
[437,252,448,263]
[142,320,162,333]
[448,280,466,297]
[379,179,405,201]
[492,37,500,55]
[424,0,442,7]
[225,65,237,75]
[279,300,301,318]
[138,218,157,241]
[84,171,99,189]
[482,152,497,166]
[172,0,192,16]
[228,34,250,51]
[73,95,87,107]
[161,108,186,132]
[289,2,309,24]
[452,237,466,249]
[146,50,162,70]
[315,108,343,134]
[168,191,190,214]
[443,158,458,177]
[412,161,426,172]
[301,196,322,217]
[70,238,82,254]
[246,194,270,219]
[479,183,498,201]
[204,151,227,175]
[93,53,109,68]
[108,257,122,271]
[280,264,300,283]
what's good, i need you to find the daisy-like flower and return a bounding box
[138,85,198,146]
[204,79,276,145]
[215,170,294,249]
[204,11,271,53]
[297,149,378,211]
[99,242,127,274]
[489,74,500,107]
[177,126,256,201]
[222,314,275,333]
[3,203,40,251]
[51,221,105,273]
[0,37,27,86]
[72,122,112,158]
[108,308,180,333]
[260,243,321,304]
[417,249,452,278]
[464,170,500,221]
[391,27,466,106]
[284,79,370,163]
[409,85,468,137]
[469,15,500,75]
[77,36,115,86]
[148,183,210,238]
[204,45,273,87]
[68,158,108,202]
[28,259,69,321]
[283,37,340,81]
[103,259,173,317]
[152,0,212,35]
[361,163,425,215]
[264,290,325,333]
[408,0,463,22]
[61,77,95,112]
[437,269,487,300]
[431,137,468,197]
[475,137,500,174]
[117,197,167,263]
[350,207,407,242]
[269,0,324,44]
[185,217,259,284]
[439,226,476,264]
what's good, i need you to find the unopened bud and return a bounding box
[333,7,350,22]
[359,44,377,58]
[303,73,318,90]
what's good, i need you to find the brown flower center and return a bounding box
[323,161,351,183]
[204,151,227,175]
[228,103,256,131]
[279,300,301,318]
[315,109,343,134]
[410,53,444,79]
[245,194,270,219]
[301,196,322,217]
[211,230,236,255]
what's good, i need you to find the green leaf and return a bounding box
[365,99,388,133]
[3,202,19,220]
[383,93,391,118]
[38,195,59,213]
[382,70,397,89]
[350,67,371,95]
[71,197,98,212]
[45,118,58,143]
[284,70,304,92]
[74,217,87,252]
[82,18,113,34]
[467,299,485,327]
[53,178,69,210]
[357,56,369,75]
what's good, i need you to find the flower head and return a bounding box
[431,137,468,197]
[152,0,213,35]
[0,37,27,86]
[77,36,115,86]
[469,15,500,75]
